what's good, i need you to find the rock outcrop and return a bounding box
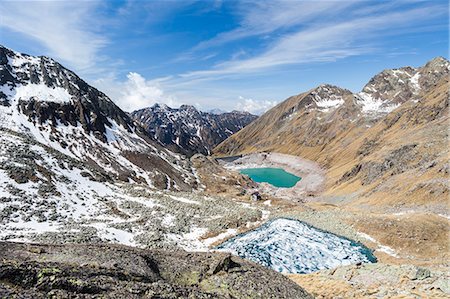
[0,241,312,299]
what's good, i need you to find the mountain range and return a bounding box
[0,45,267,254]
[0,43,448,298]
[214,56,449,208]
[131,104,257,156]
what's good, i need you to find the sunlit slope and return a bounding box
[214,58,449,206]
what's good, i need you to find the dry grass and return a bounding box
[214,78,449,208]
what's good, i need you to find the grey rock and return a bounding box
[0,241,312,299]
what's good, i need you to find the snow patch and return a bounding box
[357,232,399,258]
[15,83,72,103]
[410,72,421,91]
[356,93,400,115]
[169,195,200,205]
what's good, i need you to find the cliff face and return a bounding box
[214,57,450,206]
[131,104,257,156]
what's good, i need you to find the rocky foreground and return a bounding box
[289,263,449,298]
[0,241,312,298]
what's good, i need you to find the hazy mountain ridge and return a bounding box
[131,103,257,156]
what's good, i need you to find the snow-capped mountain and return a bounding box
[0,45,197,191]
[0,45,270,249]
[131,104,257,156]
[356,57,449,116]
[216,57,450,156]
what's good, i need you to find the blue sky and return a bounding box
[0,0,448,114]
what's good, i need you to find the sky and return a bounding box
[0,0,448,114]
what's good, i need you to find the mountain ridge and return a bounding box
[131,103,257,156]
[0,44,197,190]
[214,56,449,207]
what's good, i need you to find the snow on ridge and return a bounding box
[314,95,345,109]
[356,92,400,115]
[391,69,409,78]
[7,51,41,67]
[410,72,421,91]
[14,83,72,103]
[310,85,346,111]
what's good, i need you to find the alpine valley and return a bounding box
[0,43,449,298]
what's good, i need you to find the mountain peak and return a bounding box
[179,104,198,111]
[0,45,197,191]
[422,56,450,73]
[151,103,170,111]
[305,84,352,111]
[427,56,449,66]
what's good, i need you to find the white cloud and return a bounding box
[236,96,277,115]
[94,73,180,112]
[0,1,107,73]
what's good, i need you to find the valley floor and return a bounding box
[213,152,450,298]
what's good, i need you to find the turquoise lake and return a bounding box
[239,167,301,188]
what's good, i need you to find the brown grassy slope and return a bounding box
[214,74,449,207]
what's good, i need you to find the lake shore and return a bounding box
[218,152,326,200]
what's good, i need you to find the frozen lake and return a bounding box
[217,218,376,274]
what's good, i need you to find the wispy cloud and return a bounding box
[180,3,446,80]
[192,0,358,51]
[1,0,445,114]
[0,1,108,73]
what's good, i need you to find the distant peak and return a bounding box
[207,108,227,115]
[317,83,339,89]
[310,84,352,96]
[155,103,168,108]
[179,104,198,111]
[423,56,450,70]
[429,56,449,64]
[229,110,253,115]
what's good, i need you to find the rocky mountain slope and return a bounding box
[0,45,196,191]
[0,242,311,298]
[0,45,269,251]
[214,57,449,208]
[131,104,257,156]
